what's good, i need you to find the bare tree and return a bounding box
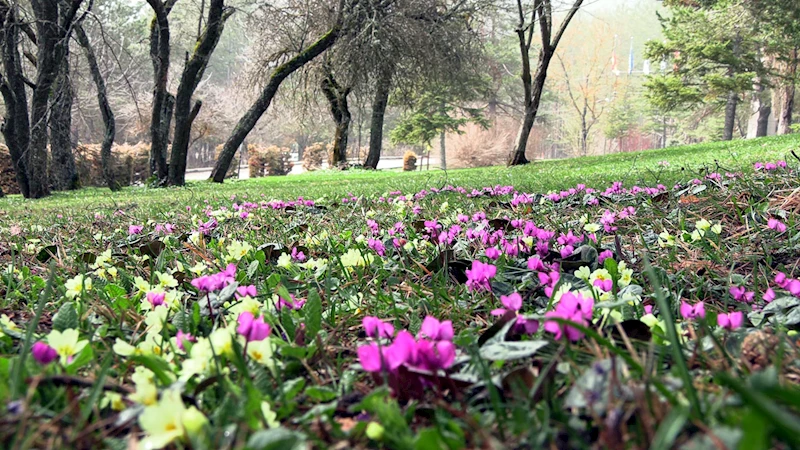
[210,0,347,182]
[49,43,79,190]
[508,0,583,166]
[146,0,176,182]
[167,0,232,186]
[75,23,117,190]
[0,0,84,198]
[320,66,352,167]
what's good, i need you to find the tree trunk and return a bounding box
[211,25,341,182]
[0,1,32,197]
[778,47,797,135]
[49,50,79,191]
[723,90,738,141]
[27,0,64,199]
[439,130,446,170]
[168,0,229,186]
[147,0,173,182]
[76,24,118,190]
[321,72,351,169]
[363,66,392,169]
[508,0,584,166]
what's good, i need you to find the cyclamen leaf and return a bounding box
[53,302,79,332]
[479,340,549,361]
[305,290,322,339]
[245,428,306,450]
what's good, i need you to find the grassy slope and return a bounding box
[2,134,799,217]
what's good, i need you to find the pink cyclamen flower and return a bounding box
[415,339,456,371]
[277,295,306,311]
[146,291,166,307]
[367,238,386,257]
[465,260,497,292]
[418,316,454,341]
[644,305,653,314]
[290,247,306,262]
[237,312,271,342]
[763,288,776,303]
[485,247,501,260]
[767,218,787,233]
[31,341,58,365]
[729,286,755,303]
[527,256,546,272]
[717,312,744,330]
[236,285,257,299]
[363,316,395,339]
[176,330,196,351]
[491,292,539,334]
[560,245,574,259]
[598,250,614,265]
[593,278,613,293]
[544,291,594,341]
[358,330,415,372]
[679,301,706,320]
[128,225,143,235]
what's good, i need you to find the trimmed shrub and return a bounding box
[248,145,292,177]
[302,142,326,171]
[403,151,418,171]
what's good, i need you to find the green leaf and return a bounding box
[479,340,548,361]
[304,386,337,402]
[415,428,446,450]
[217,282,240,304]
[104,284,127,300]
[280,378,306,401]
[650,405,689,450]
[130,355,174,386]
[304,290,322,339]
[65,344,94,375]
[247,260,260,279]
[245,428,306,450]
[53,302,79,332]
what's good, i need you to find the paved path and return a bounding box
[185,156,440,181]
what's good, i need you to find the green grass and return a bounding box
[3,134,799,216]
[1,134,800,449]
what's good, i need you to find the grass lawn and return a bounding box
[1,135,799,449]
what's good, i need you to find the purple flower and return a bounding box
[418,316,454,341]
[176,330,196,351]
[465,261,496,292]
[717,312,743,330]
[31,342,58,365]
[768,218,787,233]
[146,291,166,307]
[491,292,538,334]
[368,238,386,257]
[729,286,755,303]
[290,247,306,262]
[598,250,614,265]
[544,291,593,341]
[763,288,776,303]
[363,316,395,339]
[415,339,456,371]
[236,285,257,299]
[679,301,705,320]
[593,278,613,292]
[358,330,415,372]
[128,225,143,235]
[560,245,574,259]
[485,247,501,260]
[277,294,306,311]
[237,312,271,342]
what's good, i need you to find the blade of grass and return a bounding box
[643,256,703,417]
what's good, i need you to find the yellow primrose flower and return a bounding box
[246,338,275,372]
[133,276,152,294]
[711,223,722,235]
[439,201,449,212]
[225,240,253,262]
[690,230,703,242]
[0,314,19,338]
[47,329,88,365]
[340,249,373,268]
[277,253,292,268]
[695,219,711,232]
[583,223,601,233]
[658,231,675,248]
[101,392,125,411]
[64,274,92,299]
[107,267,118,279]
[261,401,279,428]
[227,296,262,319]
[138,390,200,449]
[156,272,178,289]
[144,306,170,335]
[209,328,234,357]
[574,266,591,281]
[589,269,612,285]
[188,262,208,275]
